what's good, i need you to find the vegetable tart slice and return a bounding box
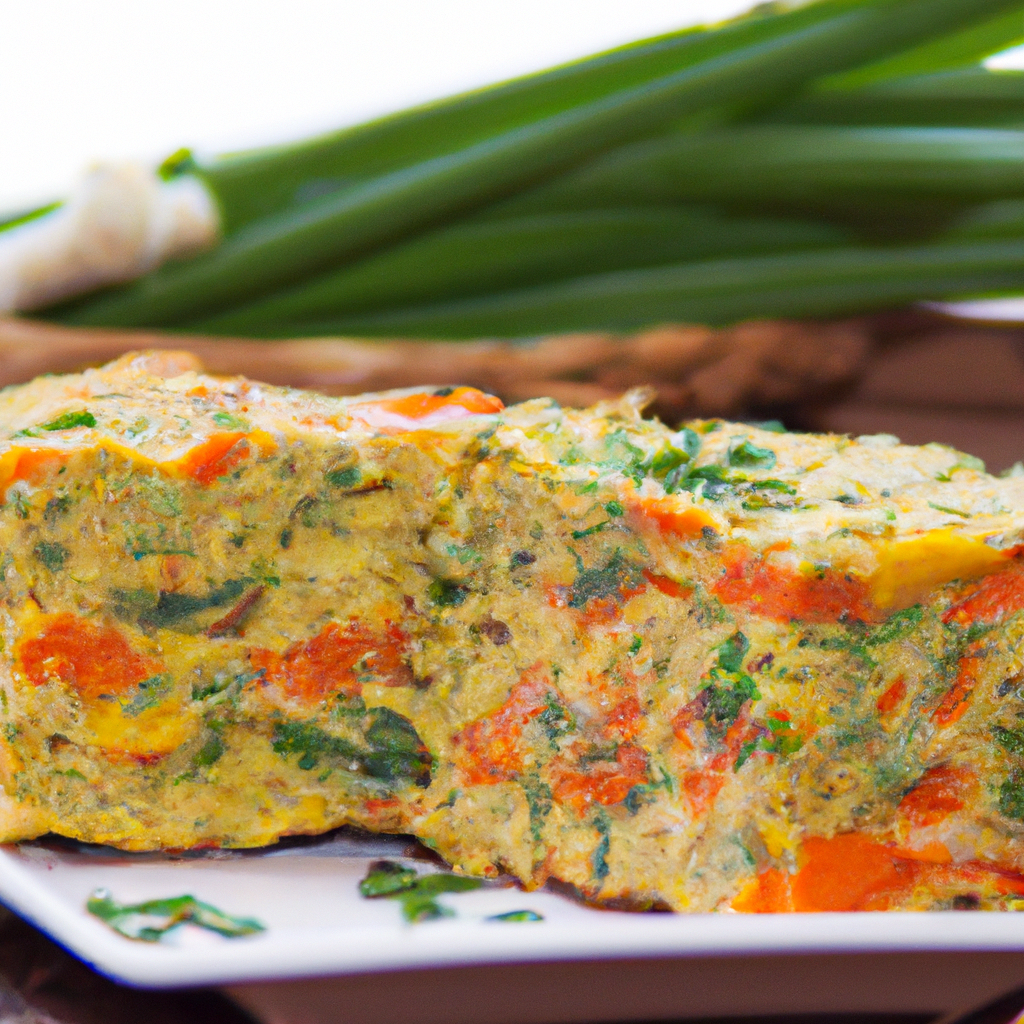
[2,350,1024,912]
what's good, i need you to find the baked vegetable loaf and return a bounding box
[2,351,1024,912]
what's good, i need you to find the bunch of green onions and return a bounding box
[28,0,1024,337]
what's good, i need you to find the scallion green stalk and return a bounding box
[492,126,1024,222]
[188,208,851,336]
[772,68,1024,127]
[271,237,1024,338]
[57,0,1024,331]
[196,0,868,236]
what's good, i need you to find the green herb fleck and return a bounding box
[604,500,624,517]
[1000,771,1024,821]
[569,550,643,609]
[358,860,483,922]
[867,605,923,646]
[42,410,95,431]
[592,818,611,883]
[44,495,71,522]
[928,502,971,518]
[272,708,431,786]
[87,889,264,942]
[34,541,68,572]
[628,635,643,655]
[429,577,469,607]
[729,440,776,470]
[700,633,761,738]
[119,674,173,717]
[212,411,250,431]
[193,733,225,768]
[571,521,609,540]
[522,775,553,843]
[994,725,1024,756]
[326,465,361,489]
[488,910,543,922]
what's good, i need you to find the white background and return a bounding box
[0,0,763,214]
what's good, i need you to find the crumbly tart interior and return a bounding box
[3,350,1024,912]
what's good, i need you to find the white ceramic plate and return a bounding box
[3,830,1024,990]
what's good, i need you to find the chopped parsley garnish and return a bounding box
[700,632,761,738]
[994,725,1024,757]
[87,889,264,942]
[42,410,95,431]
[119,674,173,717]
[272,708,432,786]
[728,440,777,470]
[358,860,483,922]
[429,577,469,607]
[34,541,68,572]
[325,465,361,488]
[867,604,923,646]
[568,550,644,609]
[211,411,250,430]
[1000,771,1024,822]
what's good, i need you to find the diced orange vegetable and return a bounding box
[791,834,918,912]
[18,613,163,701]
[943,561,1024,628]
[891,842,953,864]
[876,675,907,716]
[712,545,873,623]
[897,765,975,826]
[680,717,762,816]
[250,620,412,704]
[603,693,644,742]
[173,432,249,485]
[371,387,504,421]
[453,664,550,785]
[933,654,982,726]
[630,498,718,540]
[551,743,648,816]
[642,569,693,600]
[0,447,66,497]
[731,869,795,913]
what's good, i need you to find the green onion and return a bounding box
[0,201,61,234]
[941,198,1024,240]
[189,208,851,336]
[195,0,875,236]
[278,237,1024,338]
[495,126,1024,220]
[814,5,1024,89]
[773,67,1024,127]
[57,0,1024,330]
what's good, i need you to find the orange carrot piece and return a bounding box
[897,765,975,827]
[630,499,717,540]
[375,387,503,420]
[933,655,982,726]
[175,432,249,486]
[18,613,164,701]
[876,675,907,716]
[791,834,917,912]
[551,743,649,816]
[943,561,1024,628]
[642,569,693,600]
[453,663,550,785]
[712,544,873,624]
[731,869,795,913]
[250,620,412,703]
